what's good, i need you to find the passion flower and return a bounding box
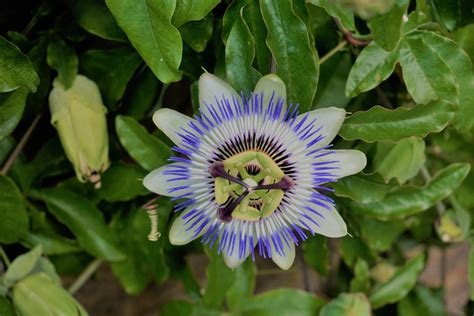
[144,73,366,269]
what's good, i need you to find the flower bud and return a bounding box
[370,261,396,284]
[49,75,109,186]
[436,210,464,242]
[12,272,88,315]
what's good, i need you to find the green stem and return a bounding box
[319,41,347,65]
[149,84,170,116]
[68,259,103,295]
[299,251,313,292]
[22,1,46,35]
[0,247,11,268]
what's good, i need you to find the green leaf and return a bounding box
[313,52,351,109]
[46,37,78,90]
[79,47,142,108]
[106,0,182,83]
[35,188,126,261]
[303,234,329,275]
[226,260,257,311]
[222,0,246,43]
[339,236,374,267]
[307,0,355,31]
[400,31,474,131]
[350,259,370,293]
[369,253,425,309]
[435,200,471,242]
[260,0,319,112]
[352,163,470,220]
[226,7,261,95]
[373,137,425,183]
[26,37,52,117]
[203,251,236,309]
[332,173,395,204]
[340,0,396,19]
[172,0,220,27]
[115,115,172,171]
[21,232,81,255]
[367,0,409,51]
[398,31,457,105]
[0,136,15,165]
[0,175,28,244]
[345,42,398,98]
[147,199,173,283]
[0,88,28,142]
[3,246,42,288]
[69,0,127,42]
[7,31,27,49]
[402,0,435,31]
[418,31,474,132]
[339,100,455,142]
[28,139,68,183]
[357,217,405,251]
[320,293,370,316]
[0,36,39,93]
[0,296,16,316]
[180,13,214,53]
[397,285,446,316]
[12,272,88,316]
[245,0,271,73]
[97,163,148,202]
[431,0,474,31]
[161,300,195,316]
[122,68,160,120]
[453,24,474,63]
[111,201,172,294]
[33,258,61,284]
[241,288,325,316]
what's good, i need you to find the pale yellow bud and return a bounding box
[436,211,464,242]
[49,75,109,184]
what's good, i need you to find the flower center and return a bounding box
[209,150,294,222]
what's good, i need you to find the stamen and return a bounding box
[218,191,249,222]
[254,175,295,192]
[209,161,249,188]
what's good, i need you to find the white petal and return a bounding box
[198,73,240,117]
[253,74,286,112]
[295,107,346,148]
[223,237,256,269]
[270,239,295,270]
[328,149,367,178]
[143,163,192,197]
[294,202,347,238]
[169,211,204,245]
[317,207,347,237]
[152,108,194,146]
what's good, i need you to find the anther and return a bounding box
[217,191,249,222]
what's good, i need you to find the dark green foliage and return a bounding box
[0,0,473,314]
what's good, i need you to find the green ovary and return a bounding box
[214,150,286,221]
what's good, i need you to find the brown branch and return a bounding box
[1,114,41,175]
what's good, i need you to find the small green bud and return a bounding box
[370,261,396,284]
[12,272,88,316]
[436,210,464,242]
[49,75,109,186]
